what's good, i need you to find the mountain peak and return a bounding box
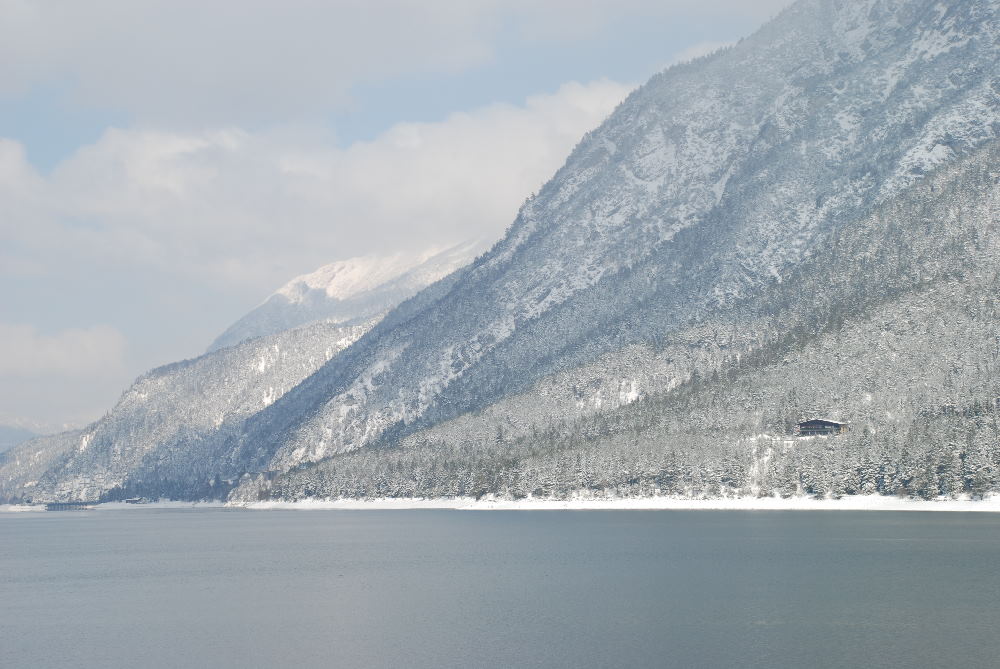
[277,253,425,304]
[207,240,485,352]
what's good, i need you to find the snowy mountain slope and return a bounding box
[0,430,84,500]
[0,243,486,502]
[239,140,1000,502]
[0,319,372,502]
[207,241,484,352]
[231,0,1000,476]
[407,141,1000,450]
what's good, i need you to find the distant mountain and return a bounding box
[1,246,479,502]
[207,241,484,352]
[5,0,1000,504]
[0,426,36,455]
[0,320,371,501]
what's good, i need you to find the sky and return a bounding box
[0,0,792,432]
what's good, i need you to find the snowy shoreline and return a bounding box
[6,495,1000,514]
[0,501,227,513]
[238,494,1000,513]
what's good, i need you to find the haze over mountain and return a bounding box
[208,241,484,352]
[0,426,35,455]
[2,0,998,504]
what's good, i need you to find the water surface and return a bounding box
[3,509,1000,668]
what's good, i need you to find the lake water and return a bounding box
[3,509,1000,668]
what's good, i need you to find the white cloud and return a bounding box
[3,78,634,298]
[0,323,126,377]
[0,324,130,431]
[0,0,791,124]
[0,0,499,125]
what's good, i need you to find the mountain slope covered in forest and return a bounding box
[0,320,371,501]
[233,0,1000,477]
[244,143,998,502]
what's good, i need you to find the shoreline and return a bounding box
[238,494,1000,513]
[0,501,227,513]
[6,495,1000,514]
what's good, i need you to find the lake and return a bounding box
[3,509,1000,668]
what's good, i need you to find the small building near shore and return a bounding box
[796,419,848,437]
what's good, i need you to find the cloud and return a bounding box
[0,0,499,125]
[0,0,792,125]
[0,77,630,428]
[3,78,634,298]
[507,0,789,42]
[0,324,130,431]
[0,323,126,377]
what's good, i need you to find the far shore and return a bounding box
[239,495,1000,513]
[5,494,1000,514]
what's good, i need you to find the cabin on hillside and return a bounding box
[796,419,848,437]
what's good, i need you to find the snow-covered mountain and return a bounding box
[232,0,999,470]
[248,142,998,501]
[207,241,484,352]
[0,246,480,501]
[0,320,371,501]
[4,0,999,503]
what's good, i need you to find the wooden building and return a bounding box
[796,419,848,437]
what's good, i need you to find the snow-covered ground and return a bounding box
[240,495,1000,513]
[7,496,1000,514]
[0,504,46,513]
